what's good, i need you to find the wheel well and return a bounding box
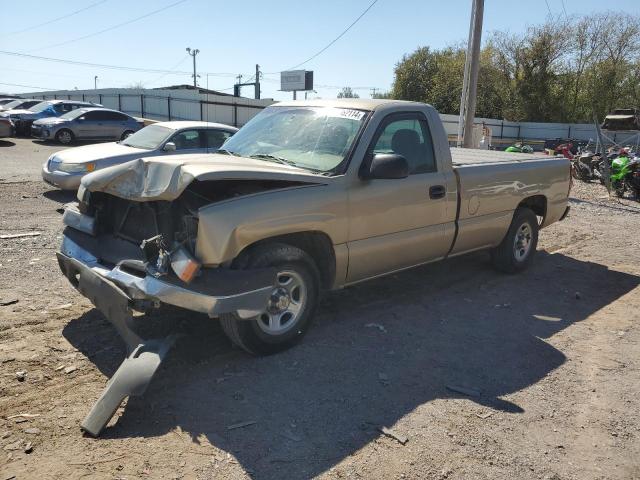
[240,231,336,290]
[517,195,547,223]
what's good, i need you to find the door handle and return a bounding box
[429,185,446,199]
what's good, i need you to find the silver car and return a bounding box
[0,98,41,112]
[32,107,143,145]
[42,121,238,190]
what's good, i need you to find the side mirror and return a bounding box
[163,142,176,152]
[363,153,409,180]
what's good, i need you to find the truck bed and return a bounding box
[451,147,554,166]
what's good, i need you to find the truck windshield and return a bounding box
[221,106,367,173]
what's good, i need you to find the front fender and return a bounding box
[195,184,348,265]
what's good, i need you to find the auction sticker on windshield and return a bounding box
[324,108,365,121]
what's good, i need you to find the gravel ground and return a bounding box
[1,138,639,480]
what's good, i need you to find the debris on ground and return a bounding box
[15,371,26,382]
[226,421,257,431]
[365,323,387,333]
[0,232,41,239]
[446,384,481,397]
[24,442,33,454]
[63,366,77,374]
[0,298,19,306]
[476,412,494,419]
[50,303,73,310]
[378,426,408,445]
[7,413,40,419]
[24,428,40,435]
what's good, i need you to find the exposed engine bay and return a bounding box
[78,179,308,277]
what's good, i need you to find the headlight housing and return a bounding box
[58,162,96,173]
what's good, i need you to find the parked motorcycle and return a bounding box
[609,149,640,198]
[571,141,602,182]
[505,143,534,153]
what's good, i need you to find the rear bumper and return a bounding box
[58,233,275,318]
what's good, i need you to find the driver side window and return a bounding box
[170,130,202,150]
[371,115,436,174]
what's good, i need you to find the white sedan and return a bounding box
[42,121,238,190]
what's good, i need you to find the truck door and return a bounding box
[347,112,456,282]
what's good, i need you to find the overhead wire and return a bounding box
[3,0,109,36]
[28,0,191,52]
[0,81,60,91]
[265,0,379,74]
[141,55,190,87]
[0,50,236,76]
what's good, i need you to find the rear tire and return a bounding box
[56,129,74,145]
[491,207,539,274]
[220,243,321,356]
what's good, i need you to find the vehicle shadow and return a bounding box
[0,140,15,147]
[43,189,77,204]
[62,250,639,479]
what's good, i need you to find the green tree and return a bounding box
[337,87,359,98]
[390,12,640,123]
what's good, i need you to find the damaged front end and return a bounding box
[57,180,280,436]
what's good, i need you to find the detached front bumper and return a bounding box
[58,232,275,318]
[57,223,276,436]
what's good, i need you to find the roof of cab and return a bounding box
[272,98,428,111]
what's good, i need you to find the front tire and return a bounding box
[491,207,539,273]
[220,243,320,356]
[56,129,74,145]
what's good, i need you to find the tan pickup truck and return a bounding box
[56,99,571,435]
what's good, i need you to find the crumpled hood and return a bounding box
[80,153,328,201]
[53,142,147,164]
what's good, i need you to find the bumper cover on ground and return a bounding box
[56,233,276,436]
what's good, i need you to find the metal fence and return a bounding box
[20,89,640,147]
[440,113,640,146]
[26,88,274,127]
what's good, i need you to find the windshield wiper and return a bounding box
[217,148,238,156]
[249,153,299,167]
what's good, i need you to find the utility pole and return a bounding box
[255,64,261,100]
[458,0,484,148]
[94,75,98,90]
[186,47,200,87]
[234,66,261,99]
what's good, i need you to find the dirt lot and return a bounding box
[1,137,639,480]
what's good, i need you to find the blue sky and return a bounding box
[1,0,639,100]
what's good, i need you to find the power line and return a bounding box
[4,0,109,37]
[266,0,379,74]
[0,50,237,76]
[0,82,60,91]
[544,0,553,17]
[29,0,190,52]
[142,56,190,87]
[560,0,569,20]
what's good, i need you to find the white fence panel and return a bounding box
[120,95,143,116]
